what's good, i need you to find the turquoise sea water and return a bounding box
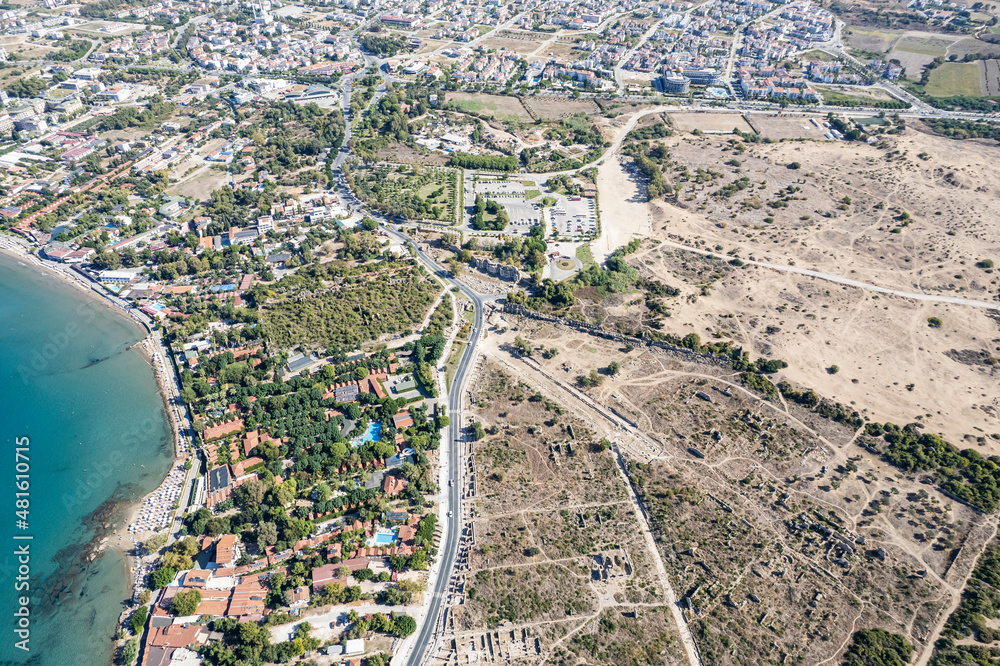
[0,254,173,666]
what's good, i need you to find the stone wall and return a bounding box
[501,302,731,368]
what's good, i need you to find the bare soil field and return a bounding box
[497,30,549,41]
[946,36,1000,58]
[444,91,534,122]
[537,41,580,61]
[480,37,546,56]
[0,64,41,86]
[594,98,664,116]
[593,154,651,263]
[816,85,898,102]
[476,314,1000,665]
[894,50,939,80]
[377,141,451,166]
[167,166,229,201]
[523,96,601,121]
[0,39,58,59]
[588,122,1000,446]
[883,30,971,79]
[745,113,830,140]
[981,59,1000,96]
[100,127,169,143]
[432,361,687,665]
[669,113,753,134]
[68,20,147,35]
[415,39,449,55]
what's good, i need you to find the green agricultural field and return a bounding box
[926,62,983,96]
[844,27,901,52]
[443,92,533,122]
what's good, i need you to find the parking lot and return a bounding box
[470,176,598,241]
[549,195,597,238]
[473,179,543,230]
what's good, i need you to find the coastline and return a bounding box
[0,235,195,642]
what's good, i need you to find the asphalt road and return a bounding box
[379,227,487,666]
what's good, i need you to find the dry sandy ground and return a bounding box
[629,246,1000,449]
[592,113,1000,449]
[670,113,753,134]
[593,156,651,262]
[477,315,998,664]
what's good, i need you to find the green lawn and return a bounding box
[443,341,464,392]
[926,62,982,96]
[798,49,831,62]
[575,243,596,270]
[524,189,542,200]
[894,36,952,56]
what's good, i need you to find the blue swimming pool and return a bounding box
[351,421,382,447]
[373,532,395,546]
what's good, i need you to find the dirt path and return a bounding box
[609,443,703,666]
[656,239,1000,311]
[593,157,652,263]
[913,519,999,666]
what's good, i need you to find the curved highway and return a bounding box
[381,226,487,666]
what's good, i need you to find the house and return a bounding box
[380,14,421,28]
[228,579,266,620]
[97,268,139,284]
[228,226,258,246]
[289,585,311,608]
[208,465,231,500]
[285,352,318,376]
[333,383,360,403]
[383,473,408,496]
[231,457,263,478]
[214,534,240,567]
[203,418,243,441]
[142,623,208,666]
[183,570,212,587]
[397,524,417,546]
[265,251,291,266]
[98,86,133,103]
[72,67,103,81]
[392,410,414,429]
[311,563,340,592]
[393,377,417,394]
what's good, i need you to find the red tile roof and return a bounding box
[383,474,408,496]
[215,534,239,566]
